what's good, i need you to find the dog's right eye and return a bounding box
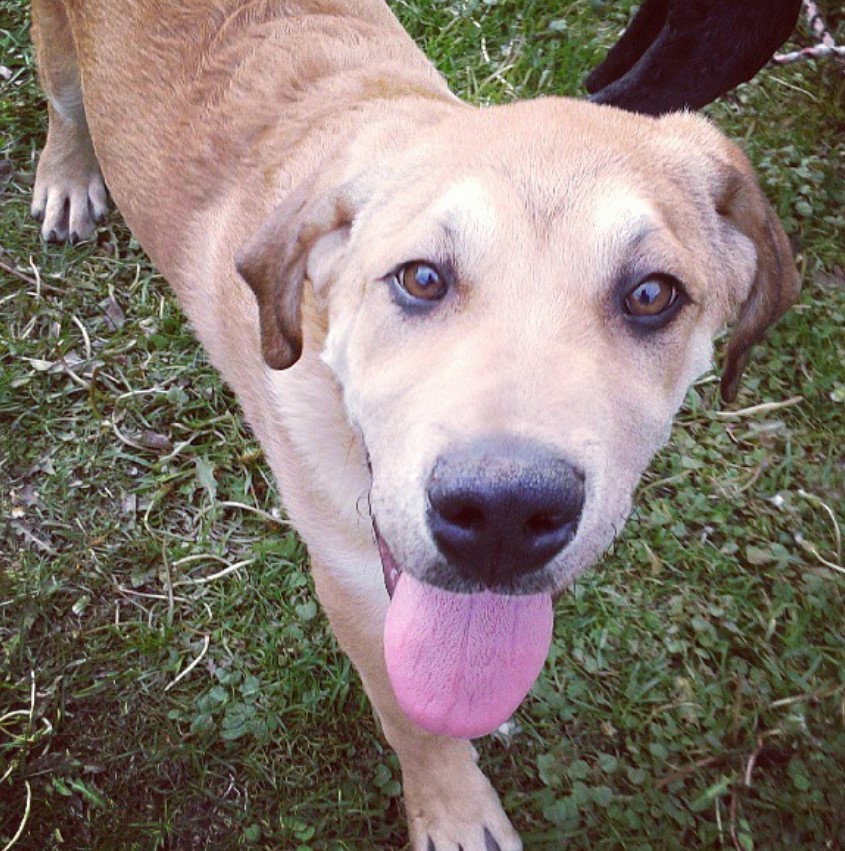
[392,262,449,304]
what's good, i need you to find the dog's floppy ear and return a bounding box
[714,163,799,403]
[660,114,800,403]
[235,170,366,370]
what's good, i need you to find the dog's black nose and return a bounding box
[426,438,585,588]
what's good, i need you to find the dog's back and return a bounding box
[49,0,447,276]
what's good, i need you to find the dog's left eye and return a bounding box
[622,274,685,326]
[394,262,449,303]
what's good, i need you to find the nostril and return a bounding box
[525,512,568,537]
[443,504,485,531]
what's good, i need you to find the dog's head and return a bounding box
[238,99,797,596]
[237,98,798,736]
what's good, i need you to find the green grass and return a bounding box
[2,1,844,849]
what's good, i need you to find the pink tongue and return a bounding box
[383,573,553,739]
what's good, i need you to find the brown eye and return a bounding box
[624,276,679,318]
[397,262,448,302]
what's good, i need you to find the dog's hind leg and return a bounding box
[31,0,107,243]
[311,561,522,851]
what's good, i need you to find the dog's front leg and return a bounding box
[30,0,108,243]
[311,560,522,851]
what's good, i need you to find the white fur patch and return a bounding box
[432,177,497,233]
[589,187,659,246]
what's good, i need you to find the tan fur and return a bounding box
[31,1,799,848]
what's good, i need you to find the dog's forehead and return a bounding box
[353,103,707,294]
[406,167,667,271]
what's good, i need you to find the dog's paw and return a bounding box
[32,145,107,244]
[403,745,522,851]
[422,825,518,851]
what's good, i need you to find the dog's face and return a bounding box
[238,98,798,600]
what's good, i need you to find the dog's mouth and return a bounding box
[376,529,403,599]
[375,527,553,740]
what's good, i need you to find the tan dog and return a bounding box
[30,1,799,848]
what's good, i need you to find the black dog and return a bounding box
[586,0,802,114]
